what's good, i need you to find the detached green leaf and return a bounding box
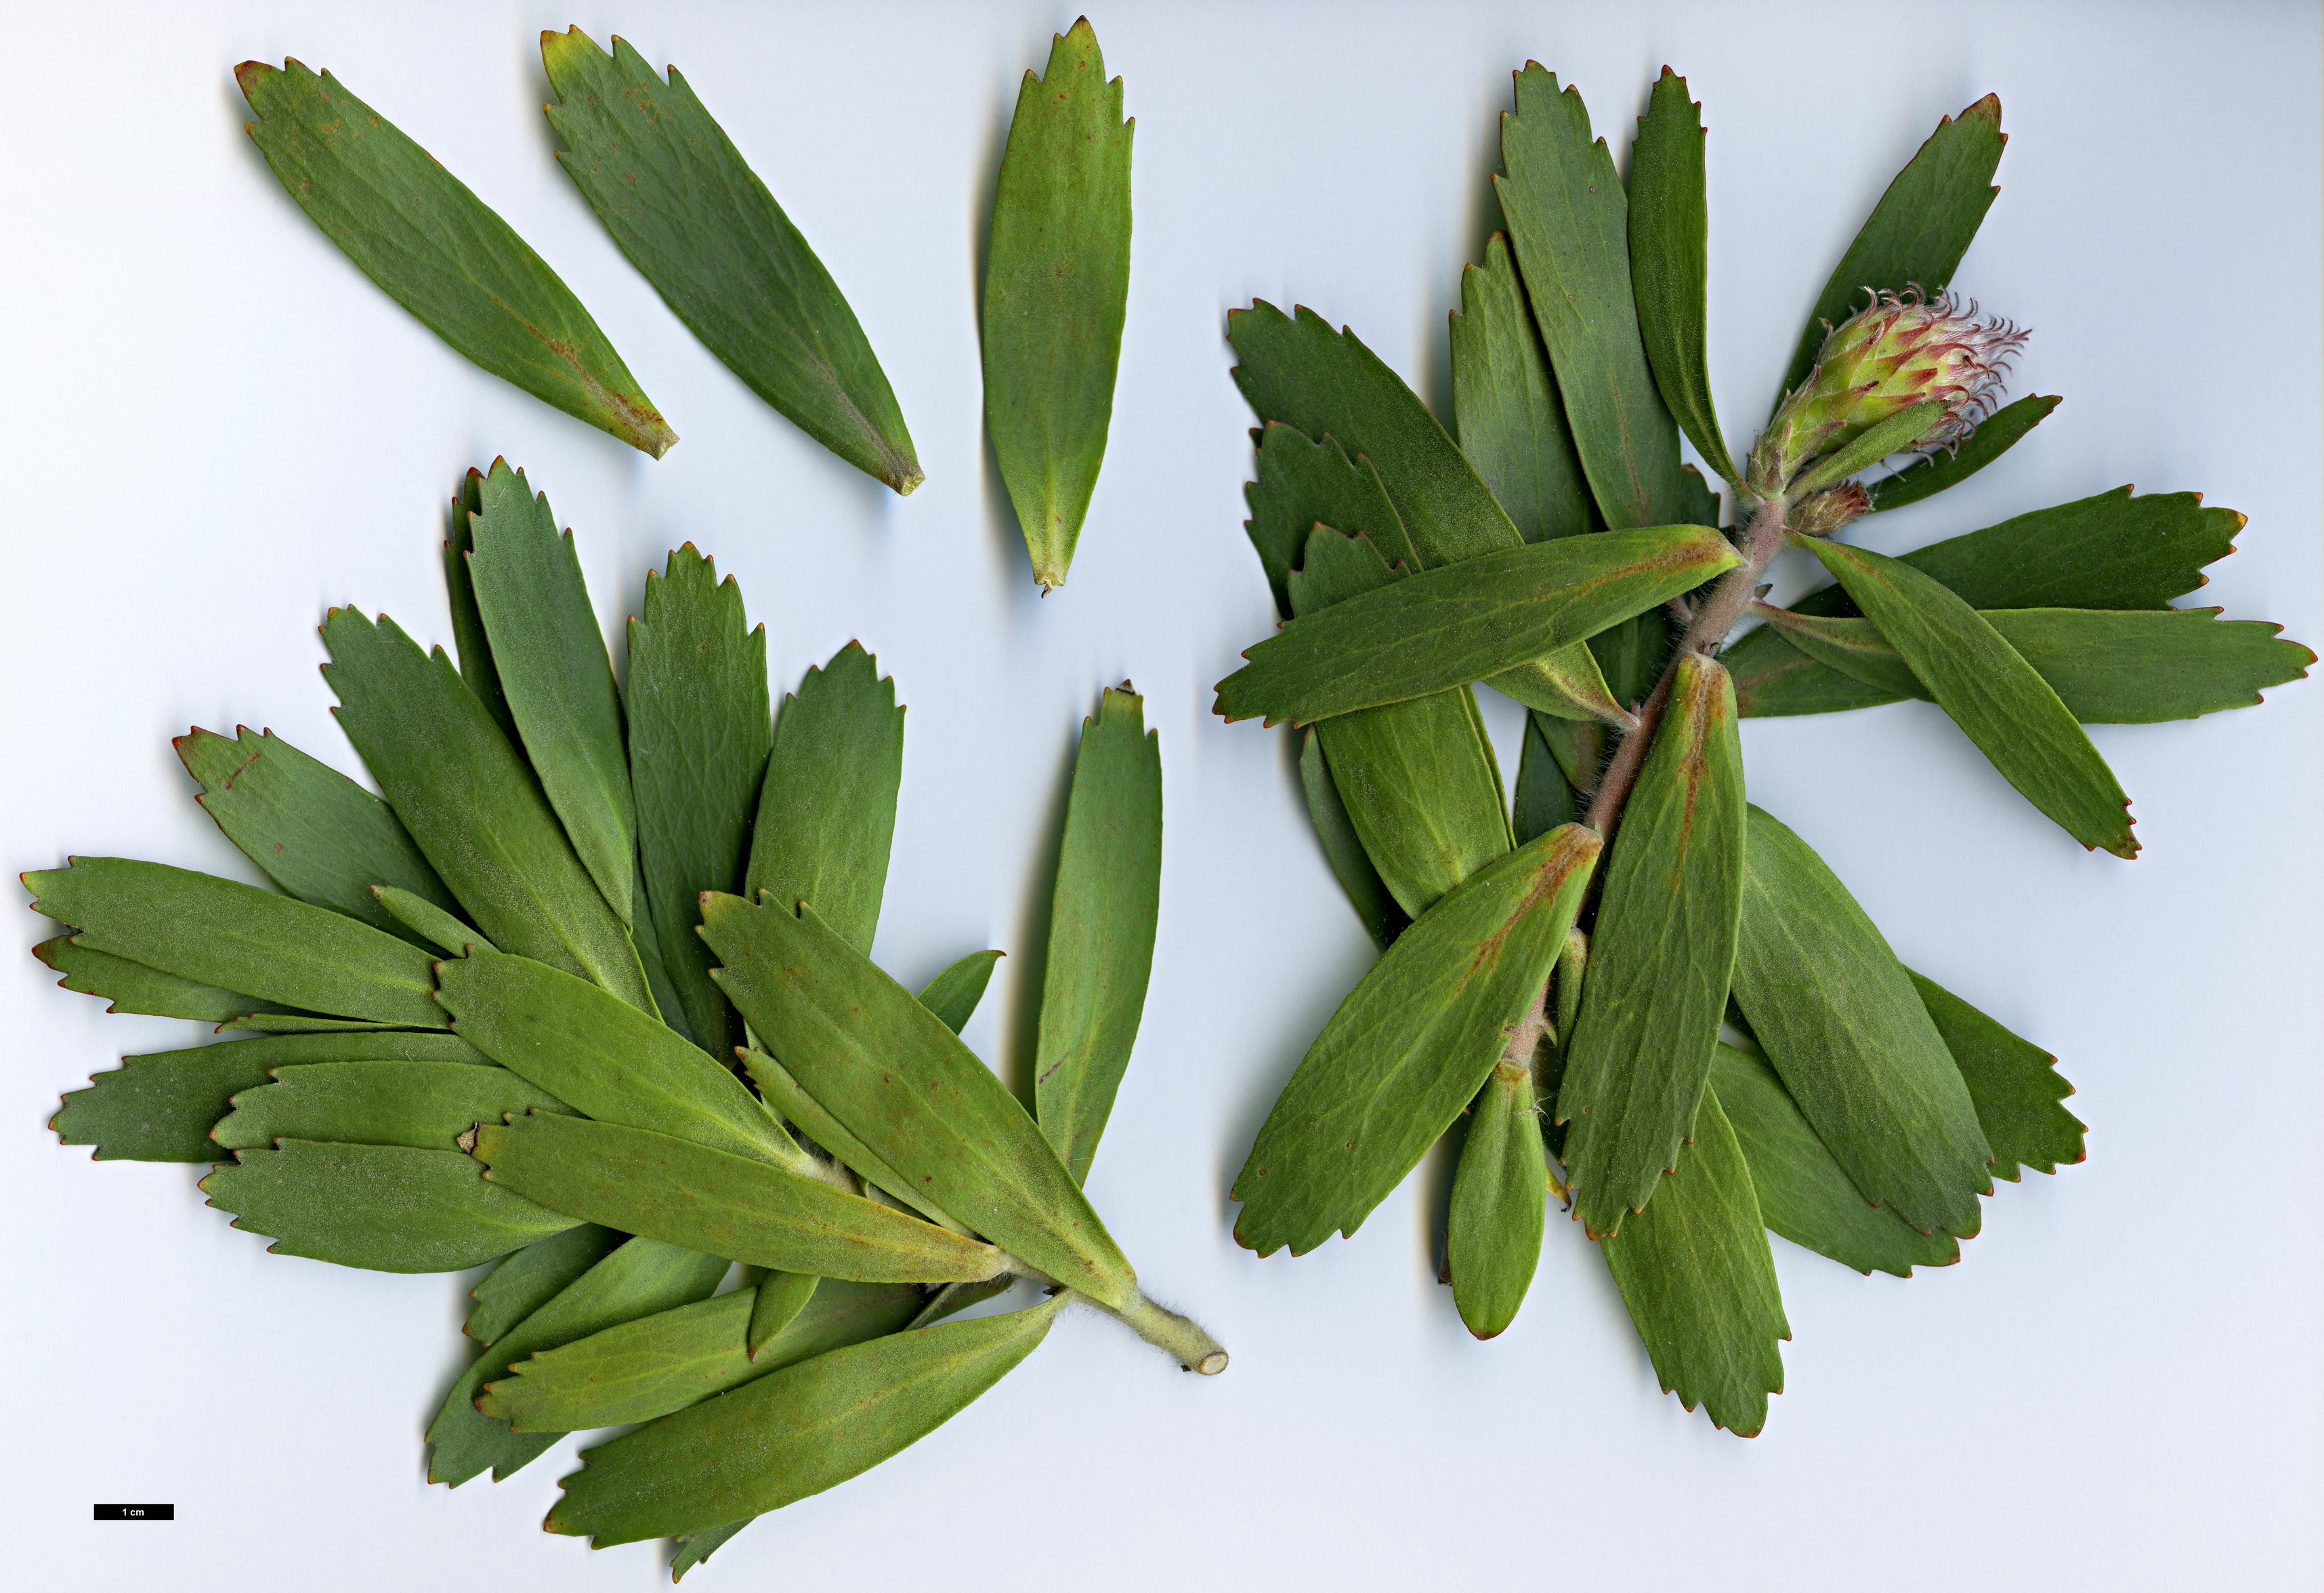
[1732,806,1993,1236]
[542,28,920,493]
[53,1031,486,1163]
[703,895,1138,1309]
[1600,1087,1788,1436]
[1559,653,1745,1238]
[1447,1060,1547,1338]
[1800,536,2137,856]
[465,1223,622,1344]
[1909,972,2085,1179]
[1778,94,2004,401]
[34,935,272,1023]
[1034,687,1162,1184]
[1628,68,1733,484]
[1298,727,1404,950]
[628,545,774,1053]
[176,725,457,946]
[1450,233,1594,539]
[202,1139,578,1271]
[1231,823,1601,1256]
[1711,1044,1957,1277]
[919,950,1003,1036]
[1214,524,1740,724]
[234,59,674,456]
[321,608,654,1010]
[547,1294,1065,1546]
[745,643,904,957]
[1243,420,1418,620]
[24,857,443,1027]
[212,1060,569,1152]
[1863,394,2059,512]
[473,1112,1006,1284]
[982,18,1133,587]
[1496,64,1688,529]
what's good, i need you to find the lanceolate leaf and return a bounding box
[1599,1087,1787,1436]
[212,1060,570,1152]
[627,545,774,1053]
[1725,623,1899,717]
[706,896,1139,1309]
[373,885,491,957]
[982,19,1133,588]
[745,643,904,957]
[1512,713,1580,845]
[1214,524,1741,724]
[444,471,516,742]
[748,1268,820,1360]
[465,460,636,924]
[1628,68,1733,484]
[918,950,1003,1036]
[1244,420,1417,620]
[465,1223,623,1345]
[1446,1059,1547,1338]
[472,1112,1006,1285]
[1711,1044,1958,1277]
[1864,394,2060,512]
[1231,824,1601,1256]
[1777,94,2004,401]
[428,1236,730,1487]
[23,858,444,1028]
[1731,806,1993,1236]
[741,1048,959,1231]
[53,1032,487,1163]
[1559,653,1745,1238]
[1909,972,2086,1178]
[176,725,457,945]
[234,60,675,456]
[1034,687,1162,1184]
[320,608,654,1010]
[542,28,921,493]
[1450,233,1594,540]
[35,935,272,1023]
[1799,537,2138,857]
[482,1277,924,1432]
[547,1294,1067,1546]
[1496,64,1689,529]
[1298,728,1404,950]
[201,1139,578,1271]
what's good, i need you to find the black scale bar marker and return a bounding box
[94,1504,174,1521]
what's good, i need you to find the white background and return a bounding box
[3,2,2316,1588]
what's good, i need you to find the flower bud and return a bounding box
[1750,288,2027,497]
[1790,480,1871,538]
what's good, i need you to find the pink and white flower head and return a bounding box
[1751,287,2028,498]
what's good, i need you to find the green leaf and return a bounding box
[1243,420,1418,620]
[472,1111,1006,1284]
[702,895,1139,1309]
[1731,806,1992,1235]
[1446,1059,1546,1338]
[212,1060,570,1153]
[465,1224,622,1344]
[465,460,635,925]
[981,18,1133,587]
[234,60,675,456]
[217,1013,423,1035]
[320,608,654,1010]
[1298,727,1404,950]
[1628,69,1733,485]
[1909,972,2085,1179]
[744,643,904,958]
[1600,1086,1787,1436]
[428,1235,729,1487]
[1512,713,1580,846]
[200,1139,578,1271]
[33,935,272,1023]
[747,1267,820,1360]
[175,725,457,946]
[740,1047,959,1231]
[1710,1044,1957,1277]
[671,1524,749,1581]
[1777,94,2004,401]
[1495,64,1688,529]
[371,885,491,956]
[1214,524,1741,725]
[434,948,794,1168]
[628,545,774,1053]
[1292,528,1512,920]
[546,1294,1065,1545]
[24,857,444,1027]
[1231,823,1601,1256]
[444,469,517,742]
[1726,622,1899,718]
[1794,401,1945,494]
[1798,536,2138,856]
[918,950,1003,1036]
[1863,394,2059,513]
[541,28,921,493]
[52,1031,486,1162]
[1450,233,1595,538]
[482,1276,923,1432]
[1559,653,1745,1237]
[1033,686,1162,1183]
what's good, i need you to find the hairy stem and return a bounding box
[1083,1288,1231,1374]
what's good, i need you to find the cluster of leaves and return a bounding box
[1218,66,2309,1434]
[33,461,1219,1576]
